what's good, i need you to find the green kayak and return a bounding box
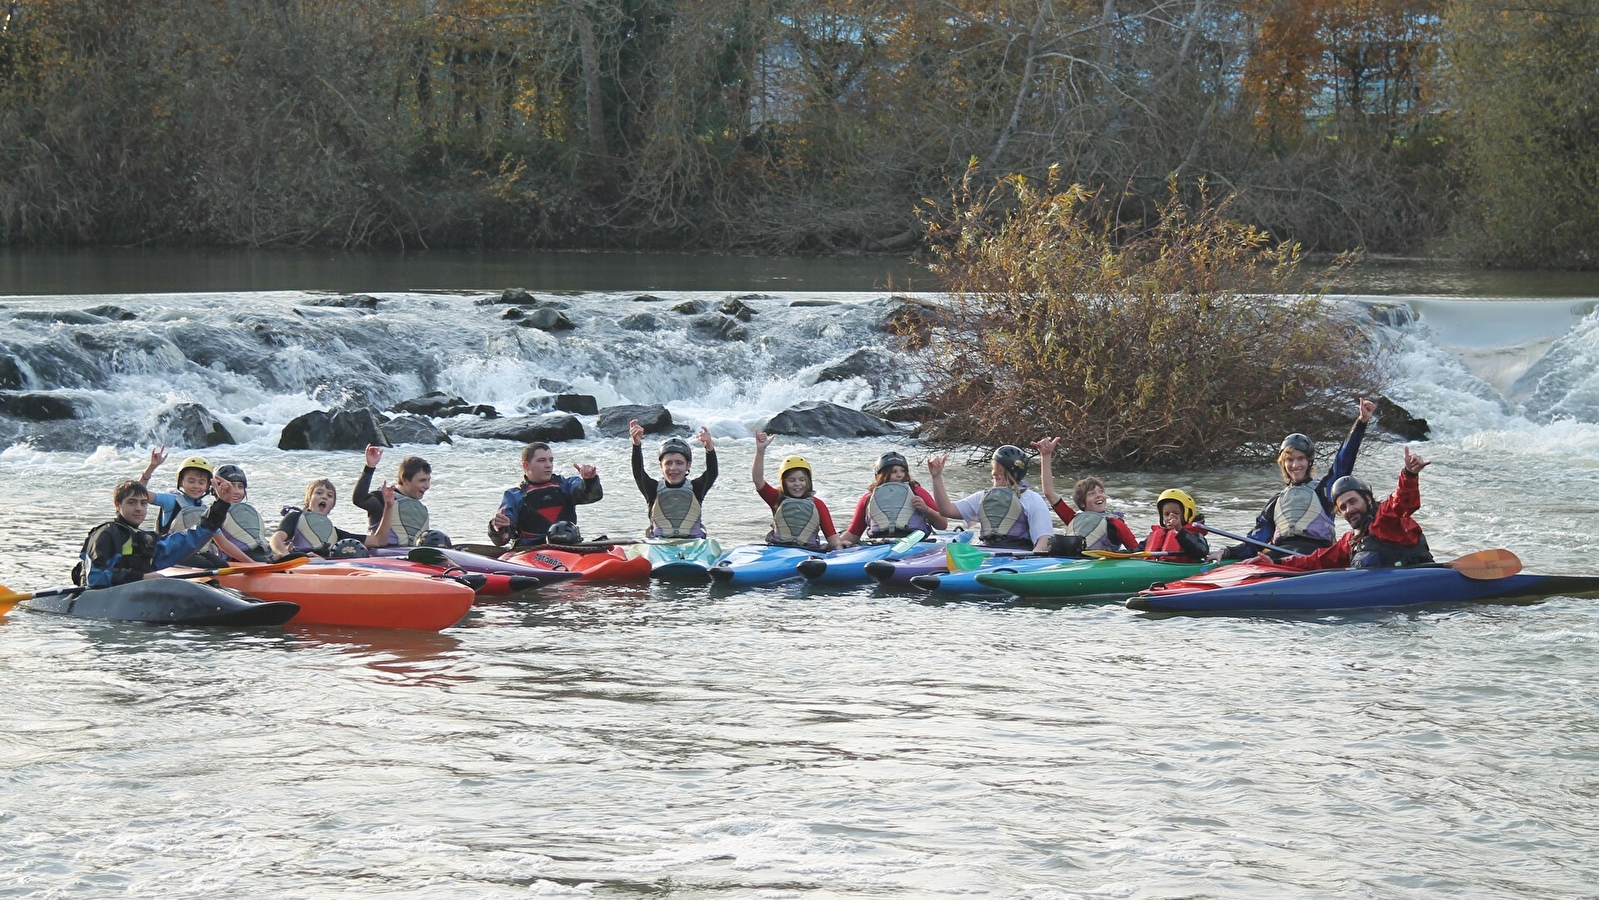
[974,557,1219,601]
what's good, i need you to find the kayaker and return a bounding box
[1217,397,1377,561]
[751,432,840,550]
[927,445,1053,552]
[488,441,603,547]
[630,421,717,539]
[353,445,435,547]
[837,451,947,548]
[208,464,274,563]
[1276,447,1434,570]
[74,476,239,588]
[1032,437,1139,552]
[1142,489,1210,562]
[134,446,213,534]
[269,477,395,558]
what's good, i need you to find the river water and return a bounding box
[2,253,1598,898]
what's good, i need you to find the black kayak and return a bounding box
[24,579,301,626]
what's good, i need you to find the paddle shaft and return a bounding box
[0,556,310,605]
[1196,523,1298,557]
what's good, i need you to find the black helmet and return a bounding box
[993,445,1028,483]
[1279,433,1315,460]
[658,437,693,463]
[876,451,909,476]
[417,529,453,548]
[327,538,370,559]
[1329,475,1371,502]
[546,521,583,545]
[215,464,248,488]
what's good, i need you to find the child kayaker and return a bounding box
[751,432,840,550]
[135,447,214,534]
[488,441,604,547]
[837,451,947,548]
[270,477,394,558]
[1032,437,1140,553]
[1276,447,1434,570]
[208,464,274,563]
[1142,489,1209,562]
[927,445,1053,552]
[630,421,717,539]
[354,445,437,547]
[75,476,239,588]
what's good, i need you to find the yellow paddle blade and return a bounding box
[1447,548,1522,580]
[1084,549,1151,560]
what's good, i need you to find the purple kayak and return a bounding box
[375,546,583,582]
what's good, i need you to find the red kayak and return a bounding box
[208,563,476,631]
[502,546,652,581]
[1139,559,1306,596]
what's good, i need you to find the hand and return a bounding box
[573,463,597,479]
[364,444,384,468]
[1403,446,1430,475]
[381,482,396,506]
[628,419,644,446]
[210,476,243,503]
[1357,397,1376,422]
[754,431,774,450]
[1031,436,1060,457]
[696,425,714,450]
[491,507,511,529]
[148,445,168,468]
[911,495,930,513]
[926,454,947,478]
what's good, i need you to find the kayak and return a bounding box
[314,556,536,597]
[863,543,961,586]
[910,555,1067,598]
[1127,563,1599,613]
[626,539,725,581]
[503,546,653,581]
[22,579,300,626]
[708,543,823,587]
[975,557,1221,601]
[214,565,477,631]
[376,546,581,584]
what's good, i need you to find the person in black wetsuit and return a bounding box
[630,421,717,539]
[488,442,603,547]
[76,477,238,588]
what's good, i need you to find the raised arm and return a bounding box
[137,445,167,487]
[751,431,773,489]
[1031,437,1062,506]
[926,454,962,519]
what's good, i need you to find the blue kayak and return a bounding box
[708,543,823,587]
[911,556,1069,599]
[1126,566,1599,613]
[628,539,726,582]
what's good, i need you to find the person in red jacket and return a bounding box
[1142,489,1209,562]
[1276,447,1434,571]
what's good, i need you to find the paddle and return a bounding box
[1194,523,1298,557]
[1083,549,1179,559]
[888,530,927,557]
[1443,548,1522,580]
[0,556,311,607]
[946,541,996,572]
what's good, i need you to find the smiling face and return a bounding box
[782,469,811,498]
[990,462,1011,487]
[1082,485,1108,513]
[1335,490,1370,526]
[117,494,151,527]
[523,448,555,484]
[309,482,337,514]
[400,469,431,500]
[1281,449,1312,484]
[883,464,909,483]
[178,469,211,500]
[660,452,690,484]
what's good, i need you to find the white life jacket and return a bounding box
[1066,509,1124,552]
[387,494,430,546]
[649,480,704,539]
[1272,483,1335,544]
[219,502,265,553]
[770,496,822,548]
[292,510,339,552]
[169,502,209,533]
[978,486,1028,545]
[865,482,921,536]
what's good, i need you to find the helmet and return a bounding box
[417,529,453,548]
[876,451,909,476]
[546,521,583,545]
[1156,488,1198,524]
[779,455,813,480]
[658,437,693,463]
[327,538,370,559]
[993,445,1028,484]
[176,455,213,480]
[214,464,248,488]
[1279,433,1315,460]
[1329,475,1371,504]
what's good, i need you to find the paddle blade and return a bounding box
[946,542,990,572]
[0,586,29,607]
[890,530,927,555]
[1447,548,1522,580]
[1084,549,1151,560]
[203,556,313,578]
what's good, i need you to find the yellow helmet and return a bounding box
[779,455,813,480]
[176,455,214,481]
[1156,488,1197,524]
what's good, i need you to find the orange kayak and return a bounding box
[502,546,652,581]
[214,565,475,631]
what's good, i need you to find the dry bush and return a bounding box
[907,164,1389,469]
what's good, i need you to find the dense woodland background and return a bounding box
[1,0,1595,267]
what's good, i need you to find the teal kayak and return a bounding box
[629,539,725,582]
[975,557,1220,601]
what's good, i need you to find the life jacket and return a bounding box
[1065,509,1124,552]
[74,520,156,586]
[169,501,209,533]
[386,494,430,546]
[514,481,576,541]
[978,486,1031,548]
[649,480,704,539]
[1350,531,1434,569]
[1145,525,1203,559]
[1272,483,1335,546]
[769,496,823,549]
[865,482,925,538]
[291,509,339,552]
[218,502,266,556]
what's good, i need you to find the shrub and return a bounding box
[904,164,1388,469]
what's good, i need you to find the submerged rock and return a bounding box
[719,298,757,321]
[519,308,575,331]
[0,391,85,421]
[301,294,380,308]
[863,397,934,423]
[1373,396,1430,441]
[0,356,25,390]
[380,414,453,446]
[765,401,897,438]
[619,312,661,332]
[448,414,584,443]
[150,402,235,448]
[392,392,467,417]
[279,407,388,451]
[689,313,747,342]
[596,404,673,437]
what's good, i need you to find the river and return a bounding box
[1,251,1597,898]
